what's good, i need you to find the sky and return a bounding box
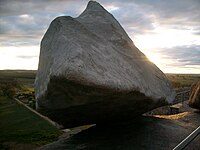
[0,0,200,74]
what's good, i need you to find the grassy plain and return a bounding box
[0,70,199,89]
[0,70,62,150]
[0,95,62,149]
[0,70,36,91]
[165,73,200,88]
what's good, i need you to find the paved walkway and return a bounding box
[38,104,200,150]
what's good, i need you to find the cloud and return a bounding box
[110,3,155,35]
[140,45,200,73]
[17,55,37,59]
[130,0,200,34]
[1,0,199,38]
[0,13,60,47]
[109,0,200,35]
[0,0,90,47]
[0,45,39,70]
[0,0,87,17]
[158,45,200,67]
[0,0,199,72]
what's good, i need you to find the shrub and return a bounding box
[0,79,21,98]
[171,81,181,88]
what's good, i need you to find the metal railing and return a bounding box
[172,83,199,149]
[172,90,190,104]
[173,126,200,150]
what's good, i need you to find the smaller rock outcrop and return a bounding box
[188,81,200,109]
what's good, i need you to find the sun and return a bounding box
[145,52,162,66]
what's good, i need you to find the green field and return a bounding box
[166,73,200,88]
[0,70,36,91]
[0,95,62,150]
[0,70,63,149]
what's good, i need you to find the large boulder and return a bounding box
[189,81,200,109]
[35,1,176,127]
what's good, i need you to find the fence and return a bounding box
[173,126,200,150]
[172,89,190,104]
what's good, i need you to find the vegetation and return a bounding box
[0,96,62,149]
[0,79,21,98]
[0,70,36,109]
[15,91,36,109]
[0,70,199,90]
[0,70,36,91]
[166,74,200,88]
[0,70,199,149]
[0,70,61,149]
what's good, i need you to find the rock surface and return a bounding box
[35,1,176,127]
[189,81,200,109]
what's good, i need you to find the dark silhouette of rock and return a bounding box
[35,1,175,127]
[189,81,200,109]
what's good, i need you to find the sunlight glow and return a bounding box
[18,14,34,22]
[105,5,119,12]
[145,52,162,66]
[0,46,39,70]
[131,25,200,74]
[133,27,199,49]
[0,21,199,73]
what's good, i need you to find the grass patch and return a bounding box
[0,70,36,91]
[166,74,200,88]
[0,96,62,149]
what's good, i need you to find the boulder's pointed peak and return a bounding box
[78,1,110,21]
[86,1,106,11]
[78,0,133,45]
